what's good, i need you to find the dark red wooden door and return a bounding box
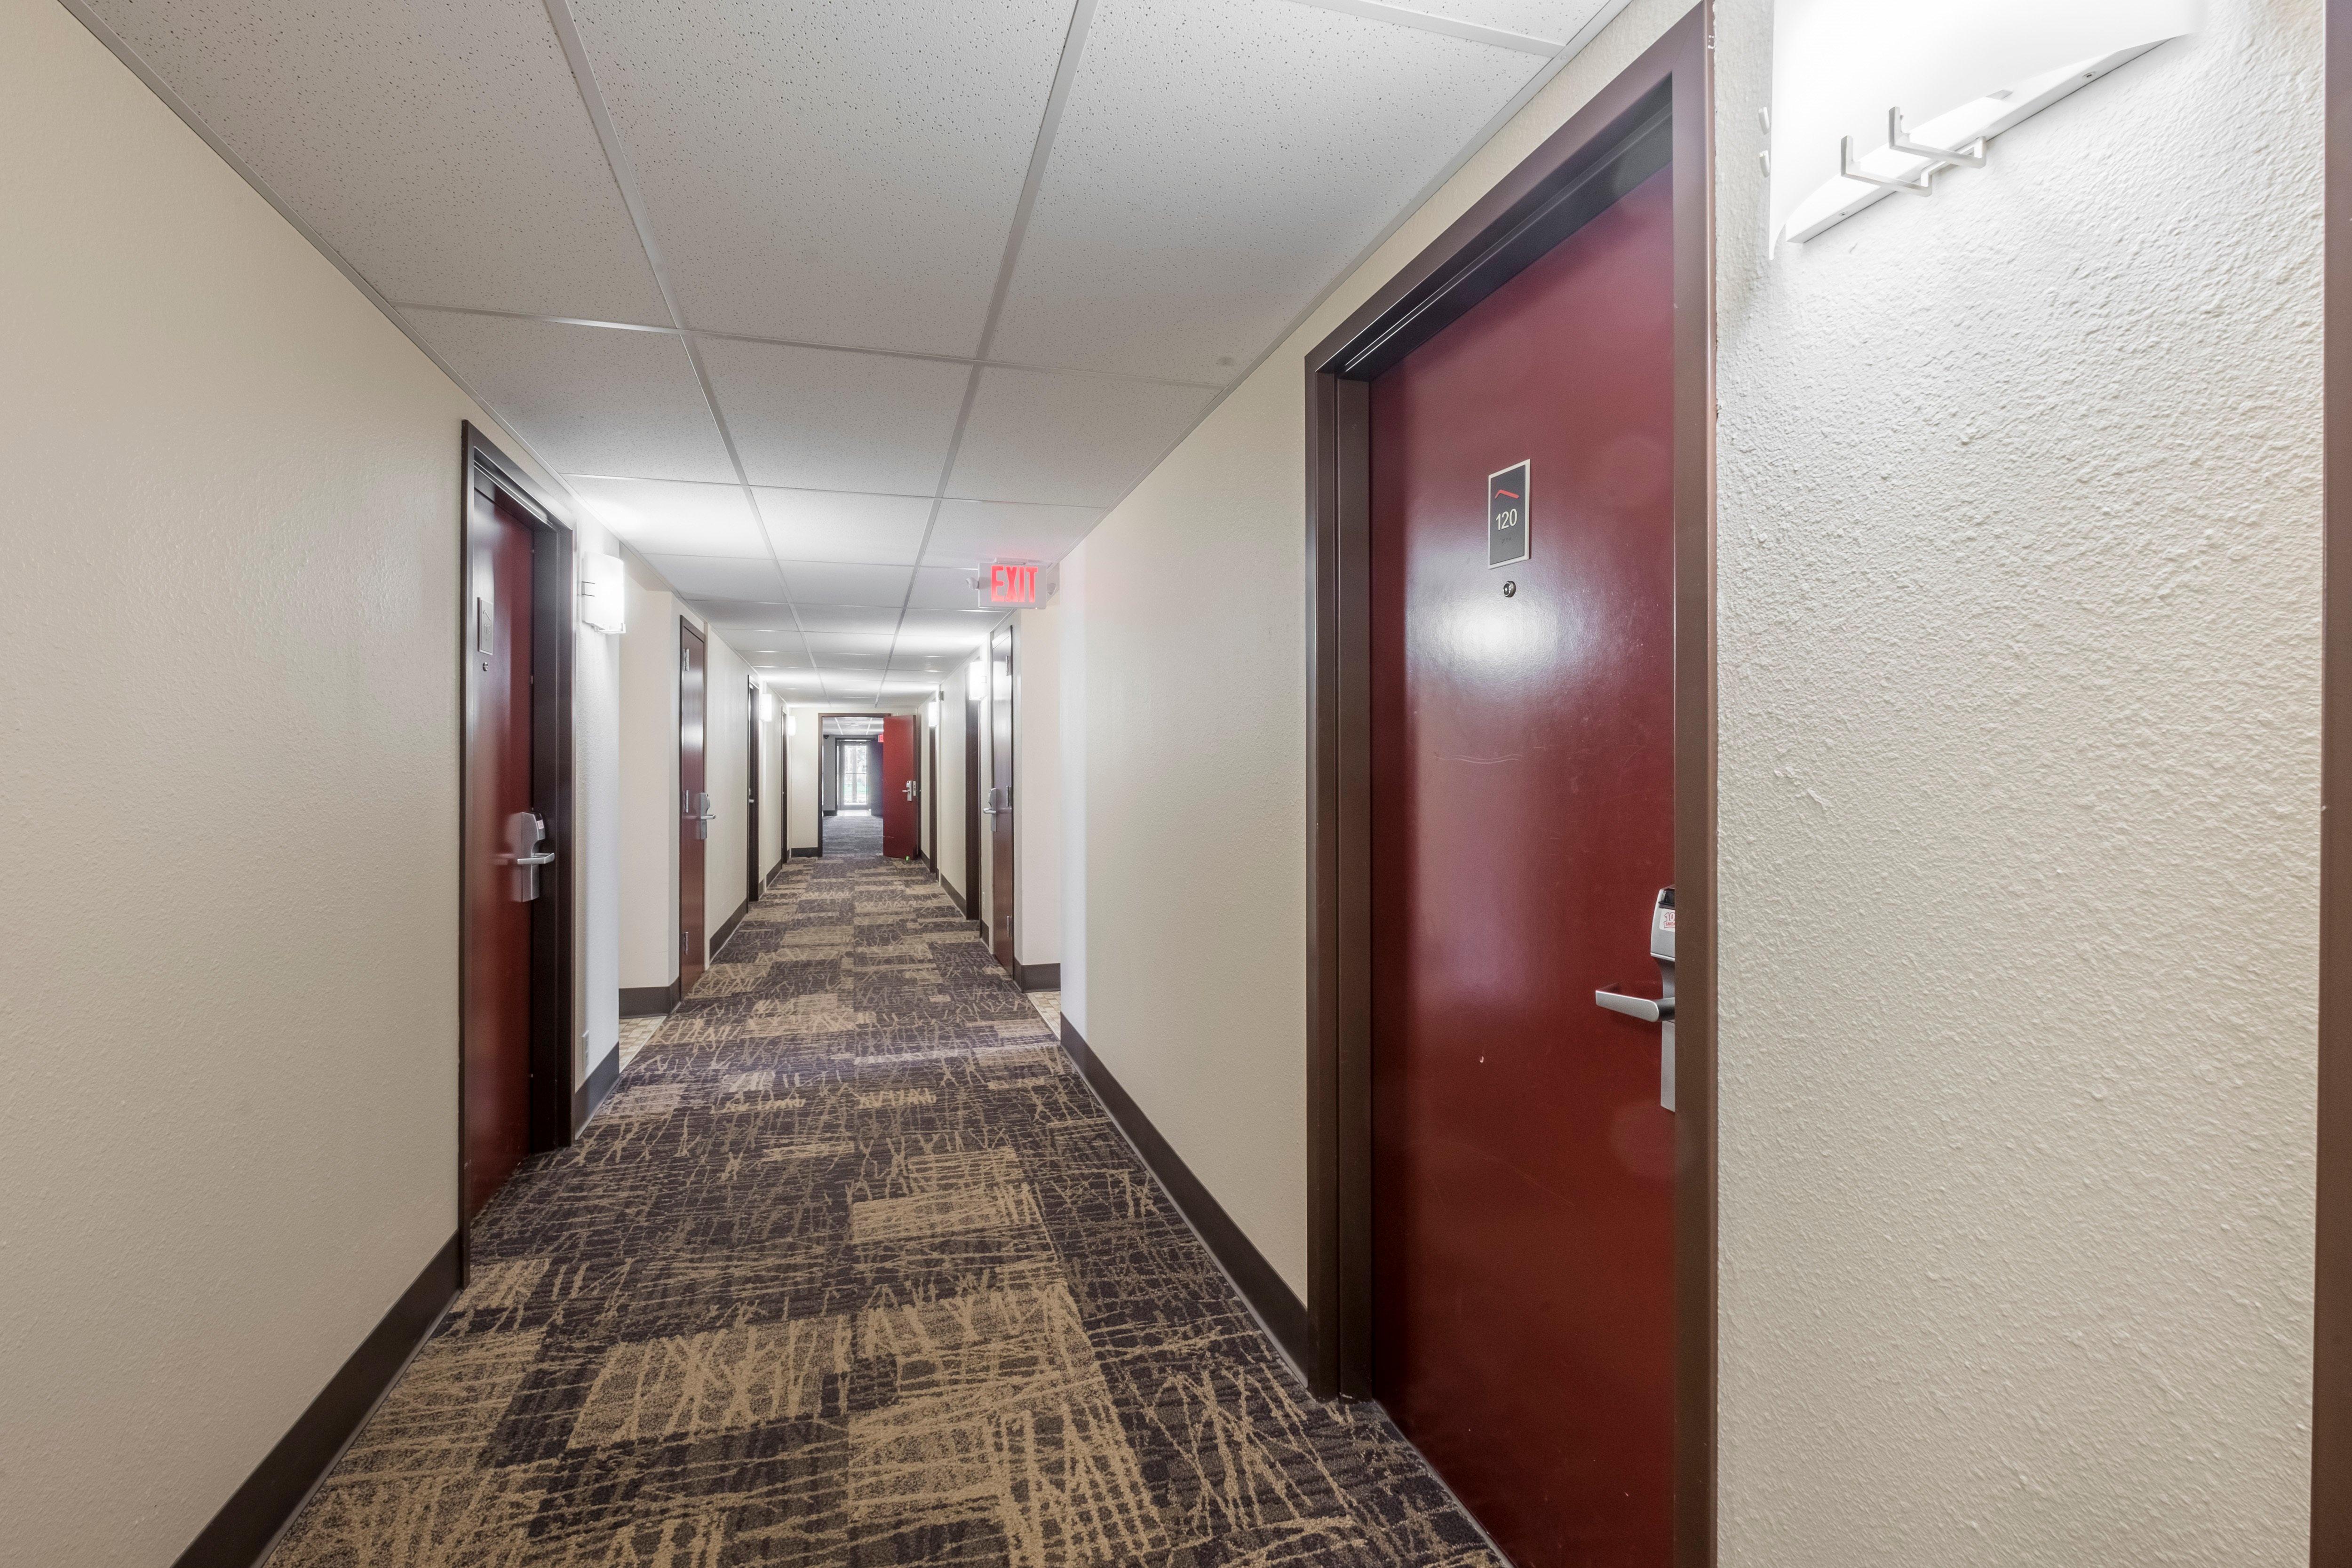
[881,714,917,858]
[678,621,708,994]
[1368,167,1677,1567]
[462,495,536,1221]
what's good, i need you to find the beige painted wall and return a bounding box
[1014,606,1061,968]
[0,0,596,1558]
[617,560,679,993]
[1711,3,2319,1560]
[785,702,823,852]
[1058,547,1090,1035]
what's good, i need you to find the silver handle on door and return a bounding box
[1594,990,1673,1023]
[500,812,552,900]
[693,791,716,838]
[903,780,918,801]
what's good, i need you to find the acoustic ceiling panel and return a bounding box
[990,0,1540,383]
[82,0,665,322]
[700,339,972,494]
[564,0,1071,354]
[791,605,906,637]
[755,489,937,567]
[892,610,1004,656]
[948,368,1212,509]
[640,553,787,600]
[565,476,764,558]
[780,562,914,609]
[907,566,986,613]
[1366,0,1619,41]
[693,597,795,624]
[404,310,733,481]
[922,499,1104,568]
[803,632,896,658]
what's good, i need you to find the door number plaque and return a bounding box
[1488,461,1530,568]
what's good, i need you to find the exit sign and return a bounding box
[986,562,1041,608]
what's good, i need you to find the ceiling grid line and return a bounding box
[386,302,1228,393]
[882,0,1101,698]
[1279,0,1563,54]
[1024,0,1639,545]
[538,0,829,694]
[46,0,597,531]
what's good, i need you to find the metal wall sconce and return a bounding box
[1838,107,1987,196]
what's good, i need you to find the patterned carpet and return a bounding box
[272,856,1494,1567]
[822,811,883,857]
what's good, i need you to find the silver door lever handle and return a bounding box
[1595,990,1673,1023]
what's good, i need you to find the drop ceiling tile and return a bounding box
[780,563,914,609]
[700,341,971,493]
[882,677,949,694]
[892,610,1003,657]
[566,477,763,557]
[738,645,814,668]
[992,0,1537,382]
[564,0,1069,354]
[803,633,897,659]
[1365,0,1618,41]
[403,311,732,481]
[948,369,1213,509]
[792,605,904,637]
[922,499,1104,568]
[641,554,787,600]
[755,489,936,567]
[82,0,664,322]
[908,566,986,613]
[693,597,795,623]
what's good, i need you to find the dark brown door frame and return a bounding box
[1302,11,1714,1564]
[2315,0,2351,1552]
[746,676,761,901]
[458,422,578,1282]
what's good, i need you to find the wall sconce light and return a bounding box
[926,698,941,728]
[579,554,626,634]
[785,712,798,738]
[1770,0,2198,247]
[966,660,986,700]
[758,690,776,724]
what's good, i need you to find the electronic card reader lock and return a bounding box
[1594,887,1676,1112]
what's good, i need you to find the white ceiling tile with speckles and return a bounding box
[403,310,734,481]
[698,338,971,494]
[755,490,936,567]
[565,477,766,557]
[948,368,1214,509]
[989,0,1542,384]
[641,553,788,600]
[81,0,665,322]
[564,0,1072,354]
[1340,0,1620,42]
[922,500,1104,567]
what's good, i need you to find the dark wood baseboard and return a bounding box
[790,846,820,859]
[711,897,751,960]
[572,1044,620,1133]
[1017,962,1061,992]
[1058,1019,1311,1370]
[171,1233,459,1568]
[618,982,679,1018]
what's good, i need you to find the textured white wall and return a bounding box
[574,525,623,1080]
[1712,1,2320,1560]
[1069,0,1692,1295]
[617,565,679,992]
[939,672,974,907]
[1016,605,1062,968]
[0,0,581,1558]
[786,703,823,852]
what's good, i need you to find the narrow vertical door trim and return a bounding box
[1301,10,1714,1564]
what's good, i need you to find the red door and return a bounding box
[462,494,536,1221]
[881,714,917,858]
[1368,167,1677,1567]
[678,621,708,994]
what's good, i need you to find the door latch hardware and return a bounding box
[1592,888,1677,1111]
[498,811,553,901]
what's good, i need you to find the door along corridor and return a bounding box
[270,856,1495,1567]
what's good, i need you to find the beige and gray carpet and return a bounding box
[272,856,1494,1567]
